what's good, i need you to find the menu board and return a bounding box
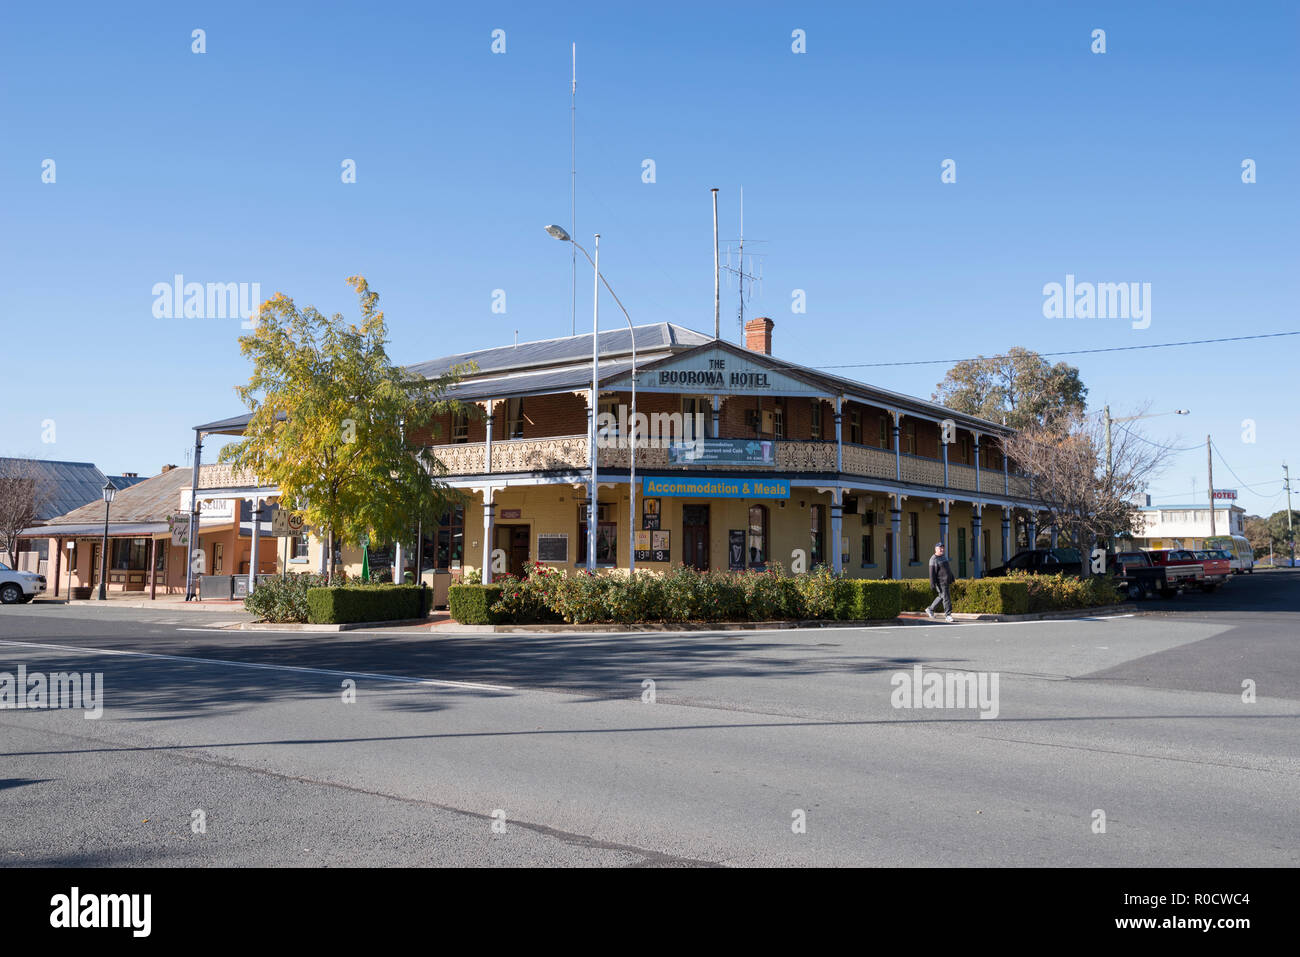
[635,529,670,563]
[729,529,745,570]
[537,533,568,563]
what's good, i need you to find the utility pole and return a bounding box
[1285,462,1295,567]
[1206,435,1216,537]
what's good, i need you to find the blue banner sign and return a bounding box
[642,476,790,499]
[668,438,774,466]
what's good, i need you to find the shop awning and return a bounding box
[20,522,170,539]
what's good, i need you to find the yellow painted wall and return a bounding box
[301,487,1024,581]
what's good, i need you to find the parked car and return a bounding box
[1111,551,1203,599]
[0,561,47,604]
[1146,549,1221,592]
[986,548,1084,577]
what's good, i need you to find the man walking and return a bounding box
[926,542,955,622]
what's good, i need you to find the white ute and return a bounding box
[0,562,46,604]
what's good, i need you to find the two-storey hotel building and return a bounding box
[188,318,1050,592]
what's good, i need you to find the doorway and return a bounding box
[495,525,530,578]
[682,505,710,570]
[957,527,967,578]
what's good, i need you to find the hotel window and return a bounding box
[681,397,710,438]
[597,397,619,443]
[810,505,826,567]
[748,505,769,566]
[959,435,970,464]
[878,415,890,449]
[772,405,784,439]
[861,531,874,566]
[849,409,862,444]
[452,410,469,443]
[904,420,917,454]
[506,398,525,439]
[577,503,617,566]
[810,402,822,439]
[292,532,310,560]
[439,506,465,570]
[908,512,919,563]
[983,530,991,567]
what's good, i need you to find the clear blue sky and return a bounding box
[2,1,1295,516]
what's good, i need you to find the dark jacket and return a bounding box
[929,554,955,588]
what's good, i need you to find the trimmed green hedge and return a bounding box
[893,579,937,612]
[950,579,1029,615]
[448,584,503,625]
[850,580,903,620]
[447,569,1035,625]
[306,584,434,624]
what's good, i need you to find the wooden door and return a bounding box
[509,526,529,577]
[682,505,709,570]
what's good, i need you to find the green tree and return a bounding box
[933,347,1087,430]
[220,277,476,578]
[1264,509,1300,559]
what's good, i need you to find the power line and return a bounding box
[1211,440,1286,494]
[819,330,1300,370]
[1113,422,1201,453]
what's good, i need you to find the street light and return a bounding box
[97,481,116,601]
[545,225,639,573]
[1103,406,1190,477]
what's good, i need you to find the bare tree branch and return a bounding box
[0,459,54,567]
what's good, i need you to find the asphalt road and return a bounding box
[1,570,1296,867]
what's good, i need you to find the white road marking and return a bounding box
[0,638,513,692]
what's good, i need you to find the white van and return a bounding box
[1206,536,1255,574]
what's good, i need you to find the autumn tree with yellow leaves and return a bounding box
[220,277,475,579]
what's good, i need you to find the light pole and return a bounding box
[97,481,115,601]
[545,225,638,573]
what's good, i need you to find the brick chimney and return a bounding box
[744,316,774,355]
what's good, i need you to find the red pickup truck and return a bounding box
[1145,549,1226,591]
[1191,549,1233,586]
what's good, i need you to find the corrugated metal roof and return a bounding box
[0,458,111,521]
[192,321,1013,437]
[405,322,712,380]
[443,357,656,401]
[34,466,193,528]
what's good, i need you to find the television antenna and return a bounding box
[720,187,766,344]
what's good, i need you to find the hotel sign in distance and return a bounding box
[643,476,791,499]
[609,345,829,397]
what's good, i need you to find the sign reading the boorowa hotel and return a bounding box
[614,346,828,396]
[643,476,791,499]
